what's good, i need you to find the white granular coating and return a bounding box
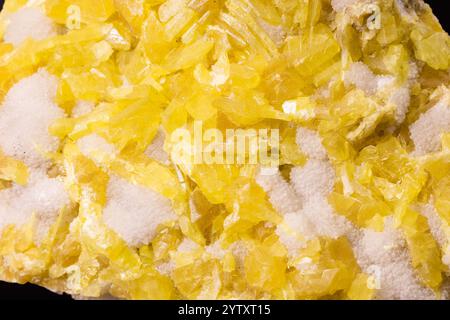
[72,101,95,118]
[3,7,57,46]
[356,221,405,263]
[0,69,65,169]
[255,170,303,215]
[276,212,314,255]
[0,170,69,241]
[296,127,328,160]
[301,196,353,239]
[389,85,411,124]
[267,158,355,242]
[77,134,116,159]
[290,159,336,200]
[344,62,379,95]
[354,219,435,300]
[377,75,411,125]
[409,97,450,155]
[145,130,171,165]
[375,257,435,299]
[102,175,176,247]
[376,75,396,91]
[256,170,318,253]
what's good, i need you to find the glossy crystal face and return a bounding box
[0,0,449,300]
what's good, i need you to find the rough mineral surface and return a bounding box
[0,0,449,300]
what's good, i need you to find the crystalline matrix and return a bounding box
[0,0,449,300]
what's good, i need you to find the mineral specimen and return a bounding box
[0,0,449,300]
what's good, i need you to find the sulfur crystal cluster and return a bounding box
[0,0,450,300]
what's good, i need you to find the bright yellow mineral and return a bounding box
[0,0,449,300]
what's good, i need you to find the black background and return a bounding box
[0,0,448,300]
